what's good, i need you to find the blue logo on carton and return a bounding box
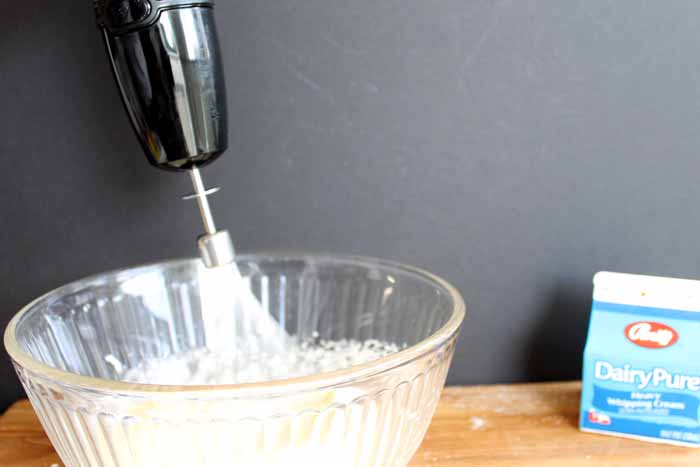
[580,272,700,447]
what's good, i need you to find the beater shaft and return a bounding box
[188,167,217,235]
[184,168,235,268]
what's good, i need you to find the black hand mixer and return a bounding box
[94,0,234,268]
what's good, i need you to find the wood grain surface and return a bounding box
[1,382,698,466]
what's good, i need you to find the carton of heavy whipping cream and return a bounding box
[580,272,700,447]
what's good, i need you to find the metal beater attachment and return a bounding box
[183,167,235,268]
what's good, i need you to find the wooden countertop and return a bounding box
[1,381,698,466]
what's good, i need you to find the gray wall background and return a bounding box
[2,0,700,410]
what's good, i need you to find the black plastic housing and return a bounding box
[97,1,228,171]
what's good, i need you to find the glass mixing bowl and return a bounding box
[5,254,465,467]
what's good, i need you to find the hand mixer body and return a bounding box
[96,0,235,267]
[97,1,228,171]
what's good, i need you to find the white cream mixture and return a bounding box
[107,339,402,467]
[102,265,405,466]
[122,338,400,385]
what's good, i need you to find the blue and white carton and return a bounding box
[580,271,700,447]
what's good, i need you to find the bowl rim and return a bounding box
[4,252,465,398]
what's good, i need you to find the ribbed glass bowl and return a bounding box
[5,254,465,467]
